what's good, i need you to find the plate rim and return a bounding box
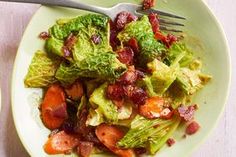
[11,1,232,156]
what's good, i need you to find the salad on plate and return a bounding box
[24,1,211,156]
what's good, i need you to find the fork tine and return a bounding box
[159,26,183,33]
[139,9,186,20]
[159,19,184,27]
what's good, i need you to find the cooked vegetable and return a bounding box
[89,83,118,122]
[41,84,67,130]
[143,59,179,96]
[46,14,127,85]
[176,68,211,95]
[65,80,84,100]
[96,124,135,157]
[118,115,181,154]
[44,131,79,154]
[25,9,211,156]
[24,50,60,88]
[118,16,166,66]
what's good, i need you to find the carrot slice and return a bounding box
[41,84,67,130]
[65,80,84,100]
[95,124,135,157]
[139,97,164,119]
[44,131,79,154]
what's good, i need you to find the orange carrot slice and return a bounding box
[95,124,135,157]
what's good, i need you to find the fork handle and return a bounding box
[0,0,109,15]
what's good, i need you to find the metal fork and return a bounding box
[0,0,185,32]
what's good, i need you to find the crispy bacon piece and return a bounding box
[115,11,138,30]
[39,31,50,40]
[143,0,156,10]
[127,37,139,54]
[77,141,94,157]
[107,83,125,101]
[117,47,134,65]
[148,13,160,33]
[166,138,175,147]
[118,66,139,85]
[186,121,200,135]
[91,34,101,44]
[177,105,196,121]
[124,85,148,106]
[62,33,77,57]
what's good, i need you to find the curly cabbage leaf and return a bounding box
[89,83,118,123]
[55,52,126,85]
[143,59,180,96]
[117,115,181,154]
[118,16,166,66]
[24,50,61,88]
[176,68,212,95]
[165,42,194,67]
[46,14,126,85]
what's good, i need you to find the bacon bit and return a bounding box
[62,33,77,57]
[186,121,200,135]
[166,138,175,147]
[109,20,120,50]
[91,34,101,45]
[38,31,50,40]
[107,83,125,101]
[134,147,146,155]
[148,13,160,34]
[118,66,139,85]
[143,0,156,10]
[177,105,196,121]
[65,33,77,49]
[124,85,148,106]
[50,103,68,119]
[149,13,177,48]
[117,47,134,65]
[77,141,94,157]
[115,11,138,30]
[127,37,139,54]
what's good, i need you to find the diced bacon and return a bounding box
[117,47,134,65]
[39,31,50,40]
[186,121,200,135]
[115,11,138,30]
[91,34,101,44]
[148,13,160,34]
[106,83,125,101]
[177,105,196,121]
[166,138,175,147]
[127,37,139,54]
[143,0,156,10]
[77,141,94,157]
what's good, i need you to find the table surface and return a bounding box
[0,0,235,157]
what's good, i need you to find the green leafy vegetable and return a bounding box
[143,59,179,96]
[24,50,61,88]
[118,115,181,154]
[55,52,126,85]
[165,42,193,67]
[46,14,126,85]
[89,83,118,122]
[118,16,166,66]
[176,68,211,95]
